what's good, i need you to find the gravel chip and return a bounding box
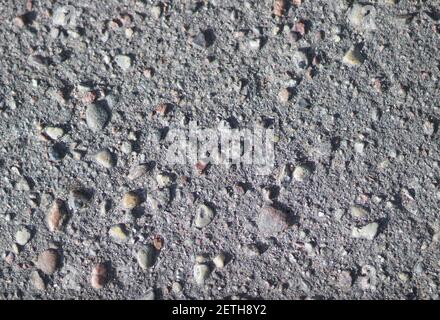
[115,55,132,71]
[15,178,31,191]
[342,45,365,66]
[150,5,162,19]
[15,227,31,246]
[143,289,156,300]
[348,4,377,31]
[213,253,226,268]
[352,222,379,240]
[193,263,210,285]
[358,265,377,290]
[339,270,353,290]
[354,141,365,154]
[351,205,368,218]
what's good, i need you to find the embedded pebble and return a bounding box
[15,178,31,191]
[91,263,108,289]
[213,253,226,269]
[156,172,172,188]
[293,164,312,182]
[31,270,46,290]
[15,227,31,246]
[120,141,132,154]
[144,289,156,300]
[348,4,377,31]
[52,7,70,26]
[150,5,162,19]
[193,263,210,285]
[136,245,156,270]
[86,103,111,132]
[194,204,215,228]
[109,224,129,241]
[278,88,291,103]
[115,55,132,71]
[423,121,435,135]
[47,199,68,232]
[351,205,368,218]
[248,38,262,50]
[257,206,289,237]
[172,282,182,293]
[44,126,64,140]
[122,191,141,209]
[11,243,20,255]
[352,222,379,240]
[354,141,365,154]
[273,0,286,17]
[4,251,15,264]
[196,254,209,264]
[338,270,353,291]
[36,249,59,275]
[94,149,116,168]
[342,45,365,66]
[398,272,410,282]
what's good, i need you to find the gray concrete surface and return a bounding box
[0,0,439,300]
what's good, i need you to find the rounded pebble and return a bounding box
[109,224,129,241]
[136,245,156,270]
[293,164,312,182]
[91,263,108,289]
[36,249,59,275]
[94,149,116,168]
[31,270,46,290]
[194,204,215,228]
[122,191,141,209]
[47,199,68,232]
[86,102,111,132]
